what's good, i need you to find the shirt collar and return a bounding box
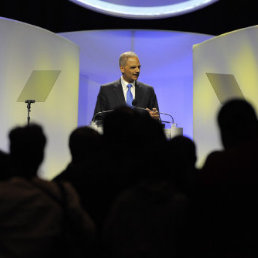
[121,76,135,90]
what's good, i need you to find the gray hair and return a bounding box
[119,51,139,67]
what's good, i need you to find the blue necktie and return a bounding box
[126,84,133,107]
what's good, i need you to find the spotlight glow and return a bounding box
[70,0,218,19]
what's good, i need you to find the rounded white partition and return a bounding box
[193,25,258,167]
[0,17,79,179]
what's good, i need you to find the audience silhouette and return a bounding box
[55,107,167,231]
[0,124,96,258]
[8,123,47,178]
[1,99,258,257]
[166,135,198,194]
[201,98,258,184]
[196,99,258,257]
[54,126,105,232]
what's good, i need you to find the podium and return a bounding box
[164,124,183,139]
[90,109,183,138]
[160,112,183,139]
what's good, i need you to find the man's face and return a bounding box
[120,57,141,83]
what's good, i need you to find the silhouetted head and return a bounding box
[165,135,197,187]
[103,106,167,183]
[103,106,165,148]
[9,123,47,178]
[103,106,136,142]
[69,126,102,164]
[217,99,258,149]
[168,135,197,168]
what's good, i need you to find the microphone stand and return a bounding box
[132,104,175,124]
[90,109,114,134]
[159,112,175,124]
[25,100,35,125]
[92,109,113,122]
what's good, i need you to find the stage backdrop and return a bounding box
[0,17,79,179]
[193,25,258,167]
[59,29,212,139]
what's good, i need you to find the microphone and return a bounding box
[132,100,174,124]
[132,100,149,114]
[159,111,174,124]
[92,109,114,122]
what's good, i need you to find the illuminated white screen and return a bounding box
[70,0,218,19]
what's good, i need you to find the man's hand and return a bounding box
[146,108,160,120]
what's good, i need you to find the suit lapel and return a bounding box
[113,79,126,105]
[135,81,144,107]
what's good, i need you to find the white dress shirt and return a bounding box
[121,76,135,102]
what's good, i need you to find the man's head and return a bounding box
[217,98,258,149]
[119,51,141,83]
[69,126,102,164]
[9,123,47,178]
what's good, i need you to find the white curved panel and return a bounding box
[193,25,258,167]
[0,17,79,179]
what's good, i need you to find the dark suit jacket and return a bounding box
[93,79,159,120]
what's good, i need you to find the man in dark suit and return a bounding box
[93,51,159,120]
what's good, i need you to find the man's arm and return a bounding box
[147,89,160,119]
[146,107,160,120]
[92,86,106,121]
